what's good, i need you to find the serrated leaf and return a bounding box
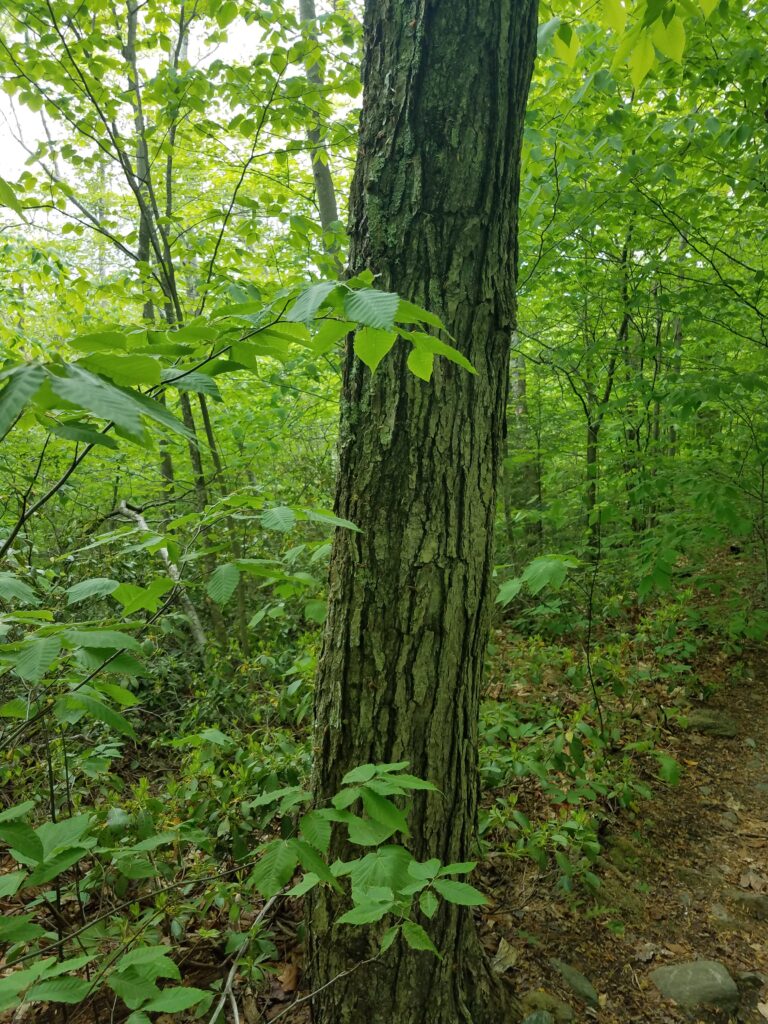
[48,365,146,439]
[66,578,120,604]
[437,861,476,875]
[0,823,45,864]
[80,353,161,386]
[344,288,399,330]
[395,298,445,330]
[342,764,378,785]
[249,840,300,898]
[401,921,440,955]
[653,14,685,60]
[380,924,401,951]
[206,563,240,605]
[0,914,46,943]
[25,847,89,887]
[405,332,475,373]
[599,0,627,32]
[354,327,397,373]
[286,281,338,322]
[300,811,332,853]
[419,889,439,919]
[45,418,120,448]
[698,0,716,16]
[0,870,26,897]
[0,365,46,441]
[337,899,393,924]
[407,347,434,381]
[0,573,39,607]
[629,33,655,89]
[66,694,137,739]
[0,176,25,216]
[11,636,61,682]
[160,369,222,401]
[63,628,142,651]
[432,878,486,906]
[553,23,579,65]
[27,977,92,1004]
[286,871,320,897]
[142,987,208,1012]
[361,789,410,836]
[261,506,297,532]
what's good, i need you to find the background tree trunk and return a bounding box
[309,2,538,1022]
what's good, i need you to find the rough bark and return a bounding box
[309,2,537,1022]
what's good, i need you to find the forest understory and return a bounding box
[5,555,768,1024]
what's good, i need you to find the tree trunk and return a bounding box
[309,2,537,1022]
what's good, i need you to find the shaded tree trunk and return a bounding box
[309,2,537,1022]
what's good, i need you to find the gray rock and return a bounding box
[650,960,740,1009]
[521,989,574,1022]
[709,903,745,932]
[549,959,599,1008]
[522,1013,556,1024]
[736,970,767,990]
[684,709,738,738]
[729,890,768,921]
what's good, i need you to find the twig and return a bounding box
[207,894,280,1024]
[267,956,381,1023]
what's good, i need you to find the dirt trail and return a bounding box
[497,659,768,1023]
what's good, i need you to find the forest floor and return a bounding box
[475,648,768,1024]
[258,641,768,1023]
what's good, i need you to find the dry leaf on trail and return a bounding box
[757,1001,768,1020]
[739,868,767,891]
[277,961,300,993]
[491,936,519,974]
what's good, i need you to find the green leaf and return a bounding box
[142,987,209,1012]
[286,281,338,323]
[25,847,89,887]
[406,347,434,382]
[0,176,25,217]
[160,369,222,401]
[27,978,92,1004]
[286,871,320,897]
[599,0,626,32]
[0,914,46,943]
[656,753,681,785]
[496,576,523,605]
[261,506,297,532]
[301,508,362,532]
[380,924,401,951]
[66,578,120,604]
[337,899,393,924]
[63,628,142,651]
[432,878,486,906]
[249,840,300,898]
[361,789,410,836]
[653,14,685,61]
[344,288,399,330]
[353,327,397,373]
[419,889,439,918]
[0,365,46,441]
[437,861,477,875]
[0,573,39,607]
[0,824,45,864]
[553,22,579,65]
[698,0,716,16]
[406,332,475,374]
[43,418,119,448]
[11,636,61,682]
[65,694,136,739]
[628,33,655,89]
[48,365,147,439]
[307,319,353,354]
[395,298,445,330]
[207,563,241,605]
[341,764,378,785]
[300,811,332,853]
[0,870,26,897]
[80,353,161,386]
[401,921,440,955]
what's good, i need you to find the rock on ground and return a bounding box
[650,960,740,1009]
